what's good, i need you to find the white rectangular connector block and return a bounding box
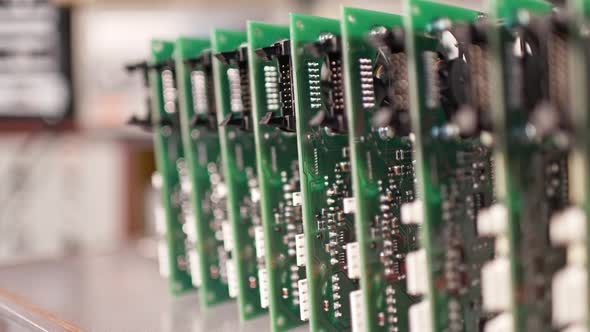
[292,191,302,206]
[188,250,202,287]
[298,278,309,321]
[406,249,428,295]
[227,259,238,298]
[401,200,423,225]
[258,268,269,308]
[477,203,508,236]
[181,176,192,194]
[222,221,234,252]
[550,206,587,246]
[482,257,512,312]
[409,300,432,332]
[484,313,514,332]
[563,325,590,332]
[157,241,170,278]
[184,214,197,243]
[343,197,356,214]
[553,265,588,326]
[251,187,261,203]
[254,226,266,259]
[350,289,366,332]
[155,205,166,235]
[346,242,361,279]
[151,172,163,189]
[295,233,307,267]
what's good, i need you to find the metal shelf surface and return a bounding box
[0,247,293,332]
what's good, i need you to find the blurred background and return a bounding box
[0,0,483,267]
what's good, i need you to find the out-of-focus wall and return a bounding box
[0,133,125,264]
[73,2,300,130]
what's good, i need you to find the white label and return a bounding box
[255,226,266,259]
[222,221,234,252]
[188,250,202,287]
[157,241,170,278]
[346,242,361,279]
[350,289,365,332]
[298,278,309,321]
[227,259,238,298]
[295,233,307,267]
[258,268,269,308]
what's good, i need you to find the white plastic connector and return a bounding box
[409,300,432,332]
[216,183,228,198]
[477,203,508,236]
[346,242,361,279]
[157,241,170,278]
[188,250,202,287]
[155,205,166,235]
[550,206,587,246]
[151,172,163,189]
[562,324,590,332]
[184,214,197,243]
[298,278,309,321]
[227,259,238,298]
[484,312,514,332]
[254,226,266,259]
[222,222,234,252]
[343,197,356,214]
[481,257,512,312]
[295,233,307,267]
[553,264,588,326]
[350,289,366,332]
[181,176,192,194]
[401,200,423,225]
[258,268,269,308]
[251,187,261,203]
[292,192,302,206]
[406,249,428,295]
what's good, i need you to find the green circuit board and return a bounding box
[404,1,496,331]
[569,0,590,328]
[247,22,307,331]
[290,14,358,332]
[487,1,570,331]
[211,29,267,320]
[174,37,232,306]
[148,40,194,295]
[341,7,419,332]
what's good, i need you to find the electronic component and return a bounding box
[341,8,420,332]
[248,21,307,331]
[147,40,194,295]
[212,29,267,319]
[486,2,572,331]
[404,1,496,331]
[174,37,232,305]
[291,14,358,331]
